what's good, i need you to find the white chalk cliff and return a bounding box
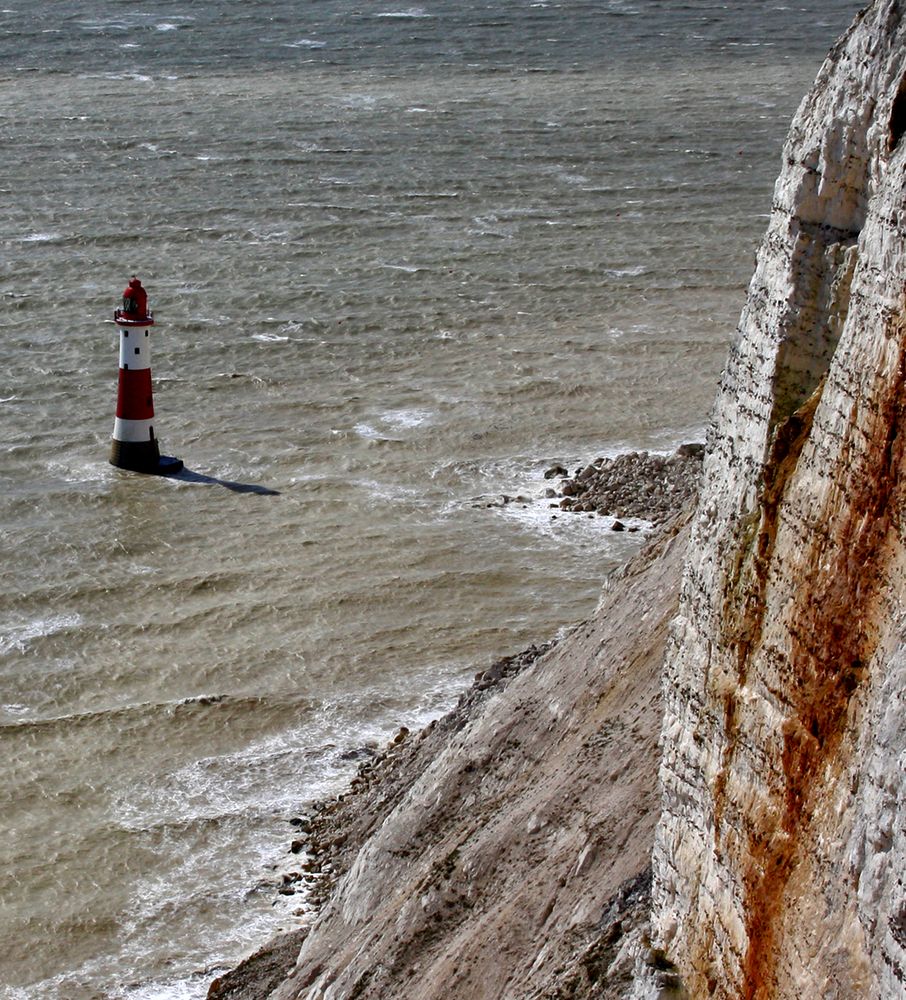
[647,1,906,995]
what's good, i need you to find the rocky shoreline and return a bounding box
[208,643,559,999]
[480,444,704,532]
[545,443,704,527]
[268,445,704,917]
[208,511,690,999]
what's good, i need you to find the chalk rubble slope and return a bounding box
[257,517,689,1000]
[645,1,906,995]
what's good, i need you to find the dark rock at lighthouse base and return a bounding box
[155,455,184,475]
[109,438,183,476]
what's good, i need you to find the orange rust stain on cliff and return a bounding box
[698,388,823,998]
[712,390,823,839]
[740,339,906,999]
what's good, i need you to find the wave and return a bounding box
[251,332,290,342]
[380,407,433,429]
[0,691,314,737]
[353,408,434,441]
[373,8,433,18]
[379,263,428,273]
[283,38,327,49]
[14,232,60,243]
[401,189,460,199]
[0,612,84,656]
[78,71,155,83]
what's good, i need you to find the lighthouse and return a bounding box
[110,276,183,475]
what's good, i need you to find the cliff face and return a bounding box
[648,2,906,995]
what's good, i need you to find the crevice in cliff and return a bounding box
[763,62,879,434]
[711,154,870,981]
[767,237,859,431]
[720,379,825,668]
[698,372,828,997]
[888,73,906,151]
[705,381,826,996]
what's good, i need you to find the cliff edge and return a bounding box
[647,1,906,996]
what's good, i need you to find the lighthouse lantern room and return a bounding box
[109,276,183,475]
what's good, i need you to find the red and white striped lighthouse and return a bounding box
[110,276,183,475]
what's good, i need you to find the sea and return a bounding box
[0,2,865,997]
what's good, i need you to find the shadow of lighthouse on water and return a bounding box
[170,467,280,496]
[108,276,280,497]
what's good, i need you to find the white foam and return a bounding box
[375,7,432,17]
[380,263,426,273]
[353,408,433,440]
[341,93,378,111]
[283,38,327,49]
[1,703,31,718]
[84,71,154,83]
[403,189,458,199]
[113,723,350,831]
[353,421,380,439]
[381,408,432,430]
[0,613,84,656]
[497,494,651,541]
[350,477,422,503]
[436,456,654,548]
[17,232,59,243]
[251,332,289,343]
[78,19,130,31]
[602,265,647,277]
[118,978,208,1000]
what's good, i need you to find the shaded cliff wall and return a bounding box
[649,2,906,996]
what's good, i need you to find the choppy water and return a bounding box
[1,2,864,997]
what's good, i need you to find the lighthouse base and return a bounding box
[110,438,183,476]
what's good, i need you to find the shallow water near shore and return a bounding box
[1,2,863,996]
